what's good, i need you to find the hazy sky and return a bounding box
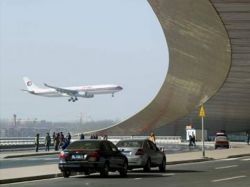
[0,0,169,122]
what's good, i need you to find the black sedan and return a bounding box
[58,140,128,177]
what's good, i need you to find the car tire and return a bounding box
[62,170,71,178]
[143,159,151,172]
[100,162,109,177]
[119,161,128,177]
[159,157,166,172]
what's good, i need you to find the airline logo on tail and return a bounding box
[27,81,32,87]
[22,77,123,102]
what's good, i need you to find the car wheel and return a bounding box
[62,170,71,178]
[119,161,128,177]
[100,162,109,177]
[159,157,166,172]
[143,159,151,172]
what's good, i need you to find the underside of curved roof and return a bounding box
[96,0,231,136]
[157,0,250,135]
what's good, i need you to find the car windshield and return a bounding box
[116,140,143,147]
[67,141,100,150]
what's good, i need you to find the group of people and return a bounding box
[52,132,72,150]
[34,132,72,152]
[79,133,108,140]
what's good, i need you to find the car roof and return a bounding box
[73,139,110,143]
[117,139,148,142]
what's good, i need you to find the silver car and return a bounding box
[116,139,166,172]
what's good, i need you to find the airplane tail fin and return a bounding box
[23,77,40,92]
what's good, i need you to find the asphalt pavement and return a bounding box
[1,156,250,187]
[0,142,249,185]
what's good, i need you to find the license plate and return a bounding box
[71,154,84,160]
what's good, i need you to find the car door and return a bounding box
[148,140,162,165]
[107,141,124,169]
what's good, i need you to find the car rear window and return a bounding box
[67,141,100,150]
[116,140,143,147]
[215,136,228,141]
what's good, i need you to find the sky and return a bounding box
[0,0,169,122]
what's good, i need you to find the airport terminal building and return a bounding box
[97,0,250,137]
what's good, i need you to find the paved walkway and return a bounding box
[0,143,249,184]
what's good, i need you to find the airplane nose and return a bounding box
[117,86,123,90]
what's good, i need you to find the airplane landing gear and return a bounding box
[68,97,78,102]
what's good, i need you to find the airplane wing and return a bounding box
[44,83,78,95]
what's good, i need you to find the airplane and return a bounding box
[22,77,123,102]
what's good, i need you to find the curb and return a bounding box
[4,152,60,159]
[0,173,62,185]
[227,153,250,158]
[167,157,213,165]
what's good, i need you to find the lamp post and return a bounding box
[199,105,206,158]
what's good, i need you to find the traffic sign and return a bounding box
[199,105,206,117]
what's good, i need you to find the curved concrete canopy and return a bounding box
[156,0,250,136]
[96,0,231,135]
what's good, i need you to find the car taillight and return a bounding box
[59,151,69,160]
[135,148,144,155]
[88,151,100,161]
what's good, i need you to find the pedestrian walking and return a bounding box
[80,133,85,140]
[59,132,65,147]
[192,133,196,146]
[189,134,193,147]
[66,132,71,143]
[54,133,60,151]
[45,132,51,151]
[35,133,39,152]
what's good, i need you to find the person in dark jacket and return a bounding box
[54,133,60,151]
[66,132,71,143]
[35,133,40,152]
[45,133,51,151]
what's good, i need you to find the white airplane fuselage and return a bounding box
[22,77,123,102]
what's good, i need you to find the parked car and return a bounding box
[215,132,229,149]
[116,139,166,172]
[58,140,128,178]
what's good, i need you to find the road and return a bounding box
[2,156,249,187]
[0,144,214,169]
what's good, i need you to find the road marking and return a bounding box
[221,158,239,161]
[134,178,142,180]
[212,175,246,182]
[242,158,250,161]
[215,165,238,170]
[162,173,175,176]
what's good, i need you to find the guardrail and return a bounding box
[0,137,45,145]
[107,136,182,144]
[0,136,182,146]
